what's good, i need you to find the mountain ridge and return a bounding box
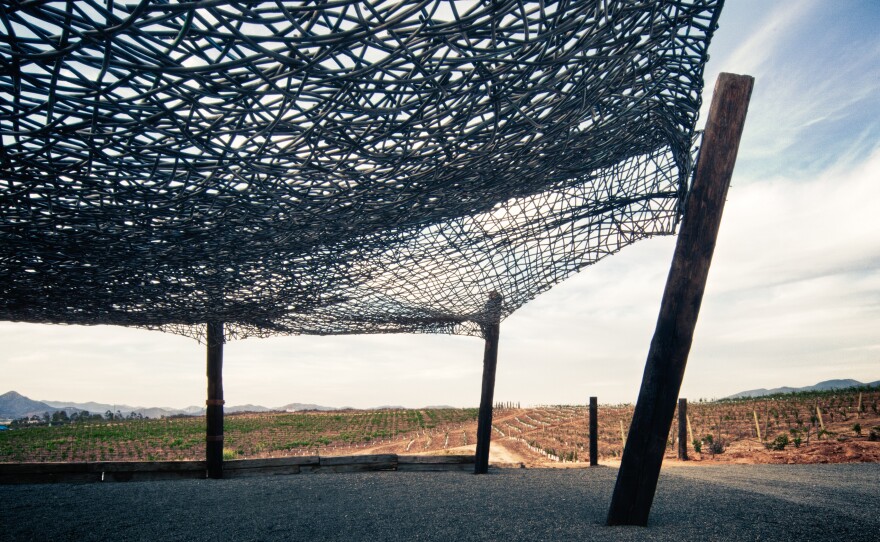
[4,378,878,419]
[726,378,880,399]
[1,392,440,419]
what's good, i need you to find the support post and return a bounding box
[678,399,688,460]
[206,321,225,479]
[475,292,502,474]
[589,397,599,466]
[607,73,754,526]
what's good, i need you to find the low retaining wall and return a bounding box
[0,454,476,484]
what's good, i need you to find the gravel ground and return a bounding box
[2,464,878,541]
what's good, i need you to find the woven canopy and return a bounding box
[1,0,723,340]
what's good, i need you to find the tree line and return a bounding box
[10,410,148,428]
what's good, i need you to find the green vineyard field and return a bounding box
[2,387,878,465]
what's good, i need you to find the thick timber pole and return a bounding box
[678,398,688,460]
[206,321,225,479]
[475,292,503,474]
[607,73,754,526]
[589,397,599,466]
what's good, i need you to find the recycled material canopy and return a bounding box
[1,0,723,340]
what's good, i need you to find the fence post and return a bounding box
[206,321,225,479]
[753,410,762,442]
[678,399,688,460]
[606,73,754,526]
[589,397,598,466]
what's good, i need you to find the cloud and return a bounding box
[710,148,880,291]
[702,1,880,177]
[711,0,820,79]
[496,146,880,403]
[681,147,880,396]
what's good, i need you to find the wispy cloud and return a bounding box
[710,0,821,79]
[702,1,880,177]
[710,148,880,291]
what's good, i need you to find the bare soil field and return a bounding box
[340,392,880,468]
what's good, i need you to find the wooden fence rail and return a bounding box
[0,454,476,484]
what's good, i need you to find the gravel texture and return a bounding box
[2,464,878,541]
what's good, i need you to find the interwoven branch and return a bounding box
[1,0,723,340]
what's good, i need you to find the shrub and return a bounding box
[766,434,789,451]
[852,423,861,436]
[692,439,702,454]
[702,434,725,455]
[789,428,803,448]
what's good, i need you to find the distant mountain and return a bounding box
[0,391,59,419]
[728,379,879,399]
[227,404,274,414]
[0,392,292,420]
[42,399,190,419]
[44,400,137,413]
[277,403,338,412]
[1,392,382,419]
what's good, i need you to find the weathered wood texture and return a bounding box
[224,456,321,478]
[311,454,398,472]
[474,320,500,474]
[589,397,599,466]
[0,455,476,484]
[398,455,475,472]
[678,399,688,460]
[607,72,754,526]
[206,321,224,479]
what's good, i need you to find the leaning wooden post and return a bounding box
[607,73,754,526]
[589,397,599,466]
[206,321,225,479]
[678,399,688,460]
[474,292,503,475]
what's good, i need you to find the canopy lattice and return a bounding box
[1,0,722,340]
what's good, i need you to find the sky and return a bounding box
[2,1,878,410]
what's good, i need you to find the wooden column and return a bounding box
[607,73,754,526]
[678,398,688,460]
[475,292,502,475]
[589,396,599,466]
[206,321,225,479]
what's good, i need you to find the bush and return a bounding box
[702,434,725,455]
[766,434,789,451]
[852,423,861,436]
[788,428,803,448]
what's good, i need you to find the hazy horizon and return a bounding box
[4,374,879,413]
